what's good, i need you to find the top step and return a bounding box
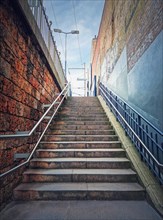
[63,98,101,107]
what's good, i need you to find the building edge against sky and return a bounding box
[90,0,163,131]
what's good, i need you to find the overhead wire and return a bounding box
[50,0,64,55]
[72,0,83,65]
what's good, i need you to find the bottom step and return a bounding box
[14,182,145,200]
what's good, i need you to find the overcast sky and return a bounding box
[43,0,104,95]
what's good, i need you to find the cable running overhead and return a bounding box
[50,0,64,55]
[72,0,83,65]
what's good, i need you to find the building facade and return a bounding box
[91,0,163,131]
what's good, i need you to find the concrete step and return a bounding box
[59,107,105,115]
[59,106,105,114]
[51,121,110,125]
[62,106,102,109]
[42,135,119,142]
[14,182,145,200]
[22,169,137,183]
[36,148,126,158]
[58,113,106,117]
[39,141,122,149]
[49,125,113,130]
[46,130,115,135]
[62,105,102,108]
[63,104,101,108]
[54,116,108,121]
[30,157,130,169]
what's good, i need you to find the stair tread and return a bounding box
[44,135,117,137]
[49,130,114,131]
[14,182,144,192]
[24,168,136,175]
[31,157,129,162]
[36,148,124,152]
[40,141,121,144]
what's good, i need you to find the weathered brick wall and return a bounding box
[92,0,163,78]
[0,0,61,208]
[91,0,163,130]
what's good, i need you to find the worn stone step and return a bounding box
[60,107,104,111]
[30,157,130,169]
[14,182,145,200]
[60,107,105,111]
[22,169,137,183]
[39,141,122,149]
[54,116,108,121]
[61,105,103,108]
[59,111,105,115]
[36,148,125,158]
[49,125,113,130]
[63,105,102,108]
[43,135,118,142]
[58,113,106,117]
[46,130,115,135]
[56,114,107,118]
[64,99,100,104]
[51,121,110,125]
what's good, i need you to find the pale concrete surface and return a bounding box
[1,200,162,220]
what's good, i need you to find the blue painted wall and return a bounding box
[106,31,163,131]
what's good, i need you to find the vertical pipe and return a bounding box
[84,63,86,96]
[65,34,67,77]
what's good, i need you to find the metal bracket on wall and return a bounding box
[42,102,60,109]
[14,153,30,161]
[16,131,30,135]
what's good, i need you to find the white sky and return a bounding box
[43,0,104,96]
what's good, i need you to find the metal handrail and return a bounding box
[99,85,163,167]
[0,85,69,178]
[0,84,69,138]
[101,85,163,136]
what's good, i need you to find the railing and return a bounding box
[27,0,65,81]
[99,83,163,184]
[0,83,69,178]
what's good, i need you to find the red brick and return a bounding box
[0,0,61,208]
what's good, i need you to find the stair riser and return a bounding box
[30,161,130,169]
[50,125,113,130]
[14,191,145,201]
[60,107,103,111]
[63,105,101,107]
[56,115,108,119]
[43,136,118,141]
[47,130,115,135]
[63,102,100,105]
[51,121,110,125]
[36,151,125,158]
[59,111,105,115]
[23,174,137,183]
[39,142,122,149]
[62,106,101,108]
[58,113,106,117]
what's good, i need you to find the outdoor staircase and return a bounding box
[14,97,145,200]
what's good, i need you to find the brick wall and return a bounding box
[126,0,163,71]
[92,0,163,78]
[91,0,163,130]
[0,0,61,208]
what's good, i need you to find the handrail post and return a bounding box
[124,103,127,136]
[115,96,118,121]
[138,115,143,161]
